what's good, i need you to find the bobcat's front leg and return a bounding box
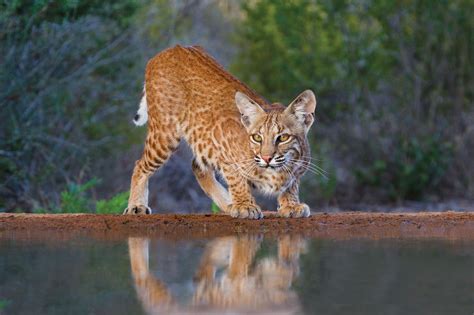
[277,181,311,218]
[222,166,263,219]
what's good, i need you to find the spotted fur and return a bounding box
[123,45,317,218]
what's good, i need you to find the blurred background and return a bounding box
[1,0,473,214]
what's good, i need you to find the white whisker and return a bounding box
[287,159,328,179]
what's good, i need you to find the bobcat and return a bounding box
[123,45,317,218]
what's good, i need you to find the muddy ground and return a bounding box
[1,212,473,241]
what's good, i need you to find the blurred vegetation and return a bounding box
[355,137,452,200]
[234,0,474,205]
[0,0,473,212]
[59,178,100,213]
[0,299,10,311]
[1,0,146,212]
[32,178,127,214]
[211,202,220,214]
[96,191,129,214]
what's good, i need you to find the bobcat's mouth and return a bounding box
[254,155,287,169]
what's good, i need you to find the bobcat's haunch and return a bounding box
[123,45,317,218]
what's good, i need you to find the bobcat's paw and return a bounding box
[278,203,311,218]
[228,203,263,219]
[123,205,152,215]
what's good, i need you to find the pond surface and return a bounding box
[0,235,472,314]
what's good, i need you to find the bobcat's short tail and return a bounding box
[133,84,148,126]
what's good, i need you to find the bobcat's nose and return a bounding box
[261,155,273,164]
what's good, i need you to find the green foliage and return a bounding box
[235,0,474,202]
[32,207,49,214]
[1,0,216,213]
[210,202,220,214]
[0,299,11,310]
[235,0,473,110]
[60,179,100,213]
[56,179,128,214]
[1,0,139,34]
[355,137,452,200]
[96,191,129,214]
[0,1,145,211]
[233,0,392,111]
[234,0,331,103]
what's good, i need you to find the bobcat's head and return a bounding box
[235,90,316,170]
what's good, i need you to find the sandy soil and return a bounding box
[1,212,473,240]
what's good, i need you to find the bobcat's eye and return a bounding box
[251,134,263,143]
[277,134,292,143]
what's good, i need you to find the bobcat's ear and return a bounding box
[235,92,265,128]
[284,90,316,130]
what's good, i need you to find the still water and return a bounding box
[0,235,472,315]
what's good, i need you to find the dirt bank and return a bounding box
[1,212,473,241]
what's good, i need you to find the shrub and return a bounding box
[355,137,452,201]
[96,191,129,214]
[234,0,473,203]
[59,179,100,213]
[0,4,143,211]
[39,179,129,214]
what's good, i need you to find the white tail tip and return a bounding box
[133,91,148,126]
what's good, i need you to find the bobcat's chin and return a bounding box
[265,164,287,171]
[256,163,285,170]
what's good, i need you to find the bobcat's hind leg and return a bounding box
[192,160,231,213]
[124,132,180,215]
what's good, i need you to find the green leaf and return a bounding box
[211,202,220,214]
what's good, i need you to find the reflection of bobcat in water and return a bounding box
[128,236,307,314]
